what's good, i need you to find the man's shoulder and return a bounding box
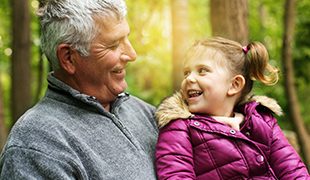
[14,99,67,128]
[7,110,62,144]
[4,99,74,150]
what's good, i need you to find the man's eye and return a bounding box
[109,44,118,49]
[109,42,120,49]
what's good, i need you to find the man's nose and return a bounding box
[121,38,137,62]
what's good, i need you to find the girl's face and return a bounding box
[181,48,234,116]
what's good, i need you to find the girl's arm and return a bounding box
[268,115,309,179]
[155,119,196,180]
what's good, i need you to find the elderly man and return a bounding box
[0,0,158,179]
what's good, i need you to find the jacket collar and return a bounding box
[155,92,282,128]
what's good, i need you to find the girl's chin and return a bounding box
[188,104,209,114]
[188,106,200,113]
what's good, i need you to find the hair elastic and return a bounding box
[242,46,249,54]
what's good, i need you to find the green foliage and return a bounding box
[29,0,50,103]
[248,0,310,131]
[249,0,288,129]
[0,0,12,126]
[188,0,211,40]
[126,0,173,106]
[294,0,310,131]
[0,0,309,130]
[126,0,211,106]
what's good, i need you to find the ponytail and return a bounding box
[244,42,279,86]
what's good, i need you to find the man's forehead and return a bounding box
[93,17,129,42]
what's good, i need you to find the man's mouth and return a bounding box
[112,67,125,74]
[112,69,123,73]
[111,68,126,79]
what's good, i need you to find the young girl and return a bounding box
[155,37,309,179]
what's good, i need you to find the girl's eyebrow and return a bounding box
[182,65,191,72]
[196,64,210,68]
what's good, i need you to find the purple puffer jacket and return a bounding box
[155,93,309,180]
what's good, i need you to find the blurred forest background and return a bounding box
[0,0,309,166]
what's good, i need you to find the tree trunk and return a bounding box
[171,0,190,91]
[282,0,310,166]
[210,0,248,45]
[11,0,32,123]
[0,82,7,150]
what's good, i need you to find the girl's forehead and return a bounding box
[185,46,225,64]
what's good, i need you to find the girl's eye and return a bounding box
[183,71,190,77]
[198,68,208,74]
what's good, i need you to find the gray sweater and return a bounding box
[0,74,158,179]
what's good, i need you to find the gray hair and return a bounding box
[37,0,127,70]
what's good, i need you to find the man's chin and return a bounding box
[113,82,128,95]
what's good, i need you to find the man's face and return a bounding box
[73,16,137,108]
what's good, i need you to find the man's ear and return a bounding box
[228,75,245,96]
[56,44,76,74]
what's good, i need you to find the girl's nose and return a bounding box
[186,73,197,83]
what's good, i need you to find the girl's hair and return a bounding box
[187,37,279,103]
[37,0,127,70]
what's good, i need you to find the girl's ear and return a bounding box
[228,75,245,96]
[56,44,76,74]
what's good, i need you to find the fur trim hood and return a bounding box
[155,92,283,128]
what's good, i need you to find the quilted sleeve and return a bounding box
[155,119,196,180]
[268,115,310,179]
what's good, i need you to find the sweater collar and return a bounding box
[46,72,129,112]
[47,72,81,98]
